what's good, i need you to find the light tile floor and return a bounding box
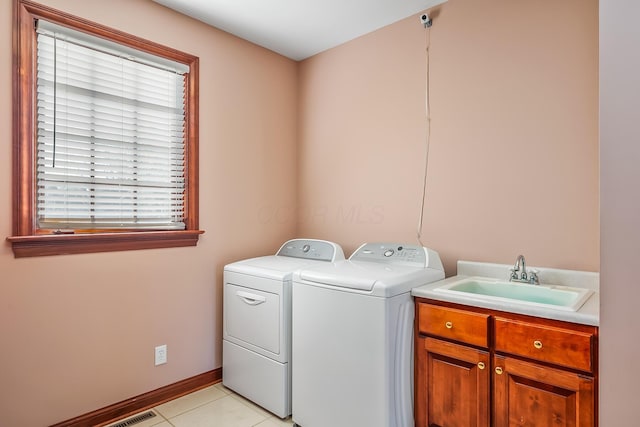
[105,383,294,427]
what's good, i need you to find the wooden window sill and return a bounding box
[6,230,204,258]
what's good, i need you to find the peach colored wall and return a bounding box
[0,1,297,425]
[600,1,640,424]
[0,0,604,425]
[297,0,599,275]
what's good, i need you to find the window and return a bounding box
[9,1,203,257]
[36,20,190,231]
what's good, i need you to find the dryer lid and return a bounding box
[224,239,345,279]
[225,255,328,279]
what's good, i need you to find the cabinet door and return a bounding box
[493,355,595,427]
[416,336,490,427]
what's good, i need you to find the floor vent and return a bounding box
[109,410,156,427]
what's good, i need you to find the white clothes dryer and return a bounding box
[223,239,345,418]
[291,242,444,427]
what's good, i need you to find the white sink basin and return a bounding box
[434,277,593,312]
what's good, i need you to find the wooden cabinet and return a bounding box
[416,336,490,427]
[415,299,598,427]
[493,316,594,372]
[493,354,595,427]
[418,303,490,348]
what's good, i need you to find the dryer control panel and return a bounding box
[276,239,344,262]
[350,242,431,267]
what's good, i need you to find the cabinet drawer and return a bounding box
[418,303,489,348]
[494,317,594,372]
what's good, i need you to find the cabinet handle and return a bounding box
[445,321,453,329]
[477,362,485,370]
[495,367,503,375]
[533,340,543,349]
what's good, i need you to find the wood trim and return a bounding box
[13,0,37,237]
[49,369,221,427]
[11,0,202,256]
[19,0,198,63]
[7,230,205,257]
[185,56,200,231]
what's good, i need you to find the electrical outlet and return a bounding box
[155,344,167,366]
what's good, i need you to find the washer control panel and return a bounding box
[350,243,428,267]
[276,239,344,262]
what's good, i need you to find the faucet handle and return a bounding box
[528,269,540,285]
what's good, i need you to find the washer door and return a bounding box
[224,283,281,355]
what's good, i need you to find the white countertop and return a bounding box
[411,260,600,326]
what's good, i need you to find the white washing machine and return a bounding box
[291,242,444,427]
[222,239,345,418]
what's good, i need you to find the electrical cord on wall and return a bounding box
[417,23,432,248]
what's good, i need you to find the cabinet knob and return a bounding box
[533,340,543,349]
[495,367,504,375]
[445,321,453,329]
[477,362,486,370]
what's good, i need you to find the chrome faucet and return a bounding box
[510,255,539,285]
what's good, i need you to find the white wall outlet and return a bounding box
[155,344,167,366]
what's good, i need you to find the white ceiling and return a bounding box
[152,0,447,61]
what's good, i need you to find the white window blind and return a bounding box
[35,20,189,231]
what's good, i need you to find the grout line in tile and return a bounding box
[228,394,272,419]
[250,415,294,427]
[174,394,236,418]
[155,409,173,426]
[153,385,228,419]
[164,394,268,426]
[213,382,232,395]
[106,384,287,427]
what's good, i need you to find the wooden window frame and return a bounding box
[8,0,203,257]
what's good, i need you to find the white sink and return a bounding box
[434,277,593,312]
